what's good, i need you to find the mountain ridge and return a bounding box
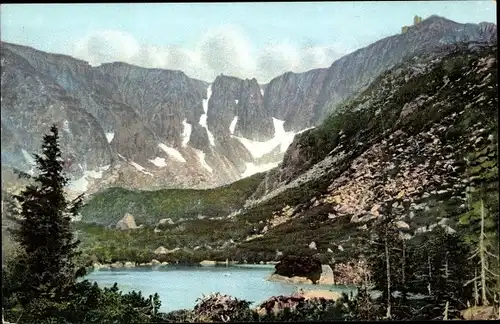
[1,15,496,194]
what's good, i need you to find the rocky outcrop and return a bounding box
[309,15,497,125]
[318,265,335,285]
[115,213,138,230]
[264,69,328,132]
[154,246,168,255]
[266,273,313,285]
[461,306,499,320]
[208,75,273,141]
[199,260,217,266]
[274,255,322,284]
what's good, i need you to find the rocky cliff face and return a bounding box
[0,43,277,193]
[263,15,497,130]
[1,16,496,194]
[264,69,328,132]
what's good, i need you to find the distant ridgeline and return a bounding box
[402,15,423,34]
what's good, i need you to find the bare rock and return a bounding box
[110,261,123,268]
[154,246,168,255]
[395,220,410,230]
[159,218,175,225]
[116,213,138,230]
[200,260,217,266]
[123,261,135,268]
[318,265,335,284]
[267,273,313,285]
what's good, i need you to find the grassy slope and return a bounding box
[79,172,266,225]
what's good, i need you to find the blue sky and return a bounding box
[1,1,496,82]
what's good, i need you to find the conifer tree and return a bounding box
[7,125,85,308]
[460,131,499,306]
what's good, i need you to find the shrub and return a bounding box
[192,293,255,322]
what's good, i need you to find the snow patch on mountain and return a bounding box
[229,116,238,135]
[130,161,153,177]
[181,119,192,147]
[233,118,297,159]
[68,165,110,192]
[149,157,167,167]
[241,161,280,178]
[194,148,213,173]
[158,143,186,163]
[106,132,115,143]
[201,85,216,146]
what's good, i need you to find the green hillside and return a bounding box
[79,172,266,225]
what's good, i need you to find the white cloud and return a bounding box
[74,30,140,66]
[72,26,351,83]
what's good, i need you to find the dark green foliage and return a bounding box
[408,227,476,319]
[274,255,322,283]
[6,125,85,308]
[458,127,500,305]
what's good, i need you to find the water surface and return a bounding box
[85,265,352,312]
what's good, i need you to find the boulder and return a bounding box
[395,220,410,230]
[154,246,168,255]
[274,255,322,284]
[116,213,138,230]
[267,273,313,285]
[461,306,497,320]
[167,247,181,254]
[309,241,317,250]
[159,218,175,225]
[151,259,161,265]
[123,261,135,268]
[318,265,335,284]
[110,262,123,268]
[200,260,217,266]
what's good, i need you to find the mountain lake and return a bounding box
[84,264,355,312]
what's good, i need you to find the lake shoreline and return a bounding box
[87,259,278,271]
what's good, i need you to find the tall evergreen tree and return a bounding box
[7,125,85,308]
[459,130,499,306]
[411,227,475,318]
